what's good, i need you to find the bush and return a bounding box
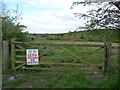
[1,3,30,42]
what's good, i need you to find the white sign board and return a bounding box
[26,49,39,65]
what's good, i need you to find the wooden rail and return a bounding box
[11,41,120,48]
[15,61,102,66]
[11,39,119,77]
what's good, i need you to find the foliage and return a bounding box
[1,2,30,41]
[71,1,120,30]
[40,29,119,43]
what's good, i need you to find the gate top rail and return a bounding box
[11,41,119,48]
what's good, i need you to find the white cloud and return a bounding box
[24,0,73,9]
[21,10,83,33]
[5,0,92,33]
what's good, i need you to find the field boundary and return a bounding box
[10,38,119,77]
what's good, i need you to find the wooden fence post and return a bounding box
[11,38,16,71]
[103,42,112,78]
[2,40,10,74]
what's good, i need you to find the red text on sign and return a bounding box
[27,54,37,58]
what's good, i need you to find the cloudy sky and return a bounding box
[3,0,96,34]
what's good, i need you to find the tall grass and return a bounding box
[3,69,118,88]
[33,29,119,43]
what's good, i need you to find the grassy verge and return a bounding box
[3,39,118,88]
[2,69,118,88]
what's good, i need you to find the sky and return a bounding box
[2,0,97,34]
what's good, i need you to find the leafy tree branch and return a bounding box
[71,1,120,30]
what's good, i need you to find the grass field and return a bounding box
[32,29,119,43]
[3,39,119,88]
[2,68,118,88]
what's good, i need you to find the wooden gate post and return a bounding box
[103,42,112,78]
[11,38,16,71]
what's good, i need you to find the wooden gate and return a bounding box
[10,39,119,77]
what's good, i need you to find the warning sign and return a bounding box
[26,49,39,65]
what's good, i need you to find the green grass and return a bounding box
[98,74,119,88]
[3,38,119,88]
[15,44,105,64]
[14,39,118,70]
[3,69,119,88]
[32,29,119,43]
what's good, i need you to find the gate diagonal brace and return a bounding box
[89,47,103,55]
[61,47,103,72]
[15,63,26,70]
[16,45,25,50]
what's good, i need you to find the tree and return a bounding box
[70,0,120,30]
[1,2,30,41]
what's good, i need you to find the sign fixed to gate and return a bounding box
[26,49,39,65]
